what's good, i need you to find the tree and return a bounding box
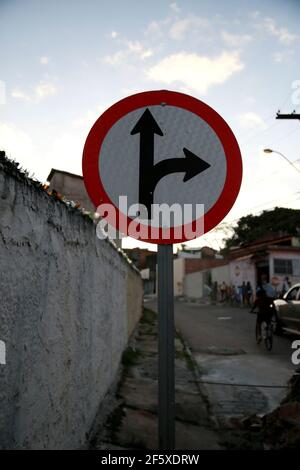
[222,207,300,252]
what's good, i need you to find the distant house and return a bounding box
[228,234,300,293]
[123,248,157,294]
[179,235,300,301]
[47,168,94,212]
[174,246,228,298]
[47,168,123,247]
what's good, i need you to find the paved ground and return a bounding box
[91,300,299,450]
[91,307,223,450]
[147,298,298,430]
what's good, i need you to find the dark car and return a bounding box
[273,283,300,335]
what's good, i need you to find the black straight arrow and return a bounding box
[131,108,163,215]
[131,108,211,217]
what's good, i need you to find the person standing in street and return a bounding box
[246,281,253,306]
[220,281,227,302]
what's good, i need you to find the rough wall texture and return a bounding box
[184,271,203,299]
[0,164,142,449]
[211,265,230,285]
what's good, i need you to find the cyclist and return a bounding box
[250,289,274,344]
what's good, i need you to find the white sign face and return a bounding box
[82,90,242,244]
[99,105,226,226]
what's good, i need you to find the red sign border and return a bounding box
[82,90,242,244]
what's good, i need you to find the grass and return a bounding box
[140,307,156,325]
[121,346,141,368]
[176,348,196,372]
[105,405,126,442]
[175,330,196,372]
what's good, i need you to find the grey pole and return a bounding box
[157,244,175,450]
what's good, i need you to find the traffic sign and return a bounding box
[82,90,242,450]
[82,90,242,244]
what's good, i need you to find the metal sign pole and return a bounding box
[157,244,175,450]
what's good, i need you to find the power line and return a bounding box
[272,123,300,144]
[278,90,294,111]
[237,86,298,141]
[239,120,280,146]
[208,191,300,233]
[238,88,299,145]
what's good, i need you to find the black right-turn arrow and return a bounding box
[153,148,211,188]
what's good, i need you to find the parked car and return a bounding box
[273,283,300,335]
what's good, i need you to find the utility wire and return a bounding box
[207,191,300,232]
[192,380,289,389]
[273,124,300,144]
[237,88,298,144]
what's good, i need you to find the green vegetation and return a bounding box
[140,307,156,325]
[105,405,126,442]
[121,346,141,368]
[222,207,300,252]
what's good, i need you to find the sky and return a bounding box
[1,0,300,251]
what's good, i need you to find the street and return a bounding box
[147,299,298,428]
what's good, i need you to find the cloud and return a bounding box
[11,81,58,102]
[35,82,57,99]
[11,88,32,102]
[221,31,252,47]
[0,121,48,178]
[238,112,266,130]
[145,14,209,41]
[249,11,260,20]
[110,31,119,39]
[272,50,294,63]
[145,18,171,38]
[170,2,180,13]
[105,40,154,65]
[169,16,209,40]
[243,96,256,106]
[0,121,83,180]
[0,80,5,105]
[127,41,154,59]
[105,50,126,66]
[72,105,107,132]
[261,17,297,45]
[0,122,34,158]
[44,132,83,177]
[147,51,244,94]
[40,56,50,65]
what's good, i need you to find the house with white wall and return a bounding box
[177,235,300,301]
[174,246,228,299]
[228,235,300,294]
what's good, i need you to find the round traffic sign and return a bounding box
[82,90,242,244]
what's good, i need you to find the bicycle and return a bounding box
[250,290,275,351]
[256,317,273,351]
[250,308,274,351]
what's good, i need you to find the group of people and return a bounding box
[210,281,253,305]
[210,275,292,306]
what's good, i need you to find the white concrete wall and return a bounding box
[269,250,300,291]
[229,258,256,289]
[184,271,203,299]
[0,166,142,449]
[174,257,184,296]
[211,264,230,284]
